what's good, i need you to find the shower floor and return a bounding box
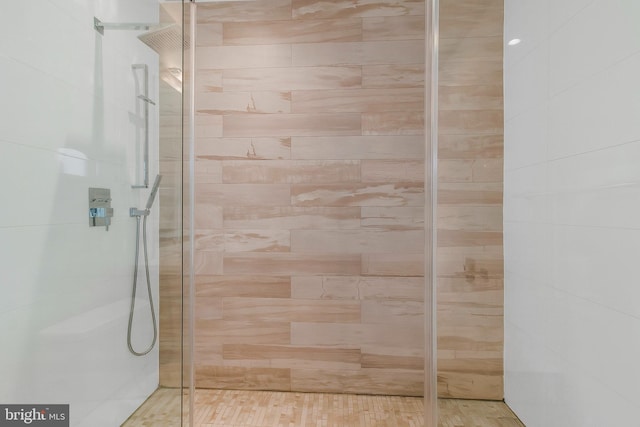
[122,388,524,427]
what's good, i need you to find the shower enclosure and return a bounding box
[0,0,442,426]
[0,0,187,425]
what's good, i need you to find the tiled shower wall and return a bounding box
[0,1,160,425]
[504,0,640,425]
[437,0,504,399]
[179,0,506,399]
[157,2,186,389]
[192,0,426,396]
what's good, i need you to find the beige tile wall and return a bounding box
[159,77,184,387]
[192,0,426,396]
[437,0,504,400]
[157,1,186,388]
[160,0,505,400]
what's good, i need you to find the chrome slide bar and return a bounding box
[132,64,155,189]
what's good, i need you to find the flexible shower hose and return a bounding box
[127,214,158,356]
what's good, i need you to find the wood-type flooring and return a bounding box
[122,388,524,426]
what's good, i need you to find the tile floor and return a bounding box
[122,388,525,427]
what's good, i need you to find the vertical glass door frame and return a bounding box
[181,0,196,427]
[425,0,439,425]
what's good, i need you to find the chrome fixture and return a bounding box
[132,64,156,189]
[127,174,162,356]
[93,16,166,189]
[94,17,160,35]
[88,188,113,231]
[93,16,187,61]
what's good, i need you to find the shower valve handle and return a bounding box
[89,206,113,231]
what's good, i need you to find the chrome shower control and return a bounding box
[89,188,113,231]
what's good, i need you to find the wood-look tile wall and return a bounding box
[158,0,187,390]
[437,0,504,400]
[158,77,184,387]
[192,0,426,396]
[175,0,505,400]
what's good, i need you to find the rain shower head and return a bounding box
[137,24,189,55]
[94,15,187,90]
[94,17,188,52]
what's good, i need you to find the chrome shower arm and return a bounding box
[94,17,161,35]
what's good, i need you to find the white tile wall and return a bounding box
[504,1,640,426]
[0,1,163,426]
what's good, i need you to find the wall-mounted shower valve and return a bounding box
[89,188,113,231]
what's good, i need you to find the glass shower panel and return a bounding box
[185,0,434,425]
[0,1,185,426]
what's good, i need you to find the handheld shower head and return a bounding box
[145,174,162,210]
